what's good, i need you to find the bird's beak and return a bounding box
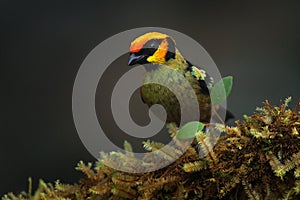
[128,53,146,66]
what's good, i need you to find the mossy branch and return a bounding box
[3,98,300,200]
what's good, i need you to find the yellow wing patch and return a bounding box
[190,66,206,80]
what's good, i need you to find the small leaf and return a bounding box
[177,121,204,140]
[263,146,272,151]
[210,76,233,105]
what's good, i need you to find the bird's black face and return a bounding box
[128,39,161,66]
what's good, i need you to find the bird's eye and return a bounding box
[140,48,156,56]
[137,39,163,56]
[144,39,161,49]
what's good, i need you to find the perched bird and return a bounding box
[128,32,232,126]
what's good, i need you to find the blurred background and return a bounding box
[1,1,300,196]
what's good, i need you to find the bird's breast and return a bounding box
[140,66,211,125]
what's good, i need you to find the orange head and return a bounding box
[128,32,176,66]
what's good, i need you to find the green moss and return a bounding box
[3,98,300,200]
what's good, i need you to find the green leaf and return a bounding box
[210,76,233,105]
[263,146,272,151]
[176,121,204,140]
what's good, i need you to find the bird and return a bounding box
[128,32,233,126]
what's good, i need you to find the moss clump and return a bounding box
[3,98,300,200]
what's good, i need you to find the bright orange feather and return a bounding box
[130,32,168,53]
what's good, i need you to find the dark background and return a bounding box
[1,1,300,196]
